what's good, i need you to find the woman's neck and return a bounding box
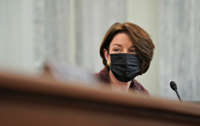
[109,70,131,91]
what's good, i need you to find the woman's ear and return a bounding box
[104,49,109,61]
[104,49,110,66]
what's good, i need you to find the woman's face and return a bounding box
[104,32,136,64]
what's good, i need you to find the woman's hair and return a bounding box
[100,22,155,75]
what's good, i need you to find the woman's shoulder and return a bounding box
[130,79,150,95]
[95,67,110,83]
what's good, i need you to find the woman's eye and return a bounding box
[113,48,120,52]
[129,49,136,54]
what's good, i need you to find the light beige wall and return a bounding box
[0,0,35,73]
[126,0,160,96]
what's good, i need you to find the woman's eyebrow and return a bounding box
[112,44,122,47]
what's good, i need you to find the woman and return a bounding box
[96,22,154,95]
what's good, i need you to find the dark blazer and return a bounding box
[95,67,149,95]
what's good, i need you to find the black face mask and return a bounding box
[110,53,141,82]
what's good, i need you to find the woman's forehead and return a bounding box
[110,33,134,47]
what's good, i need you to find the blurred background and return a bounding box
[0,0,200,101]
